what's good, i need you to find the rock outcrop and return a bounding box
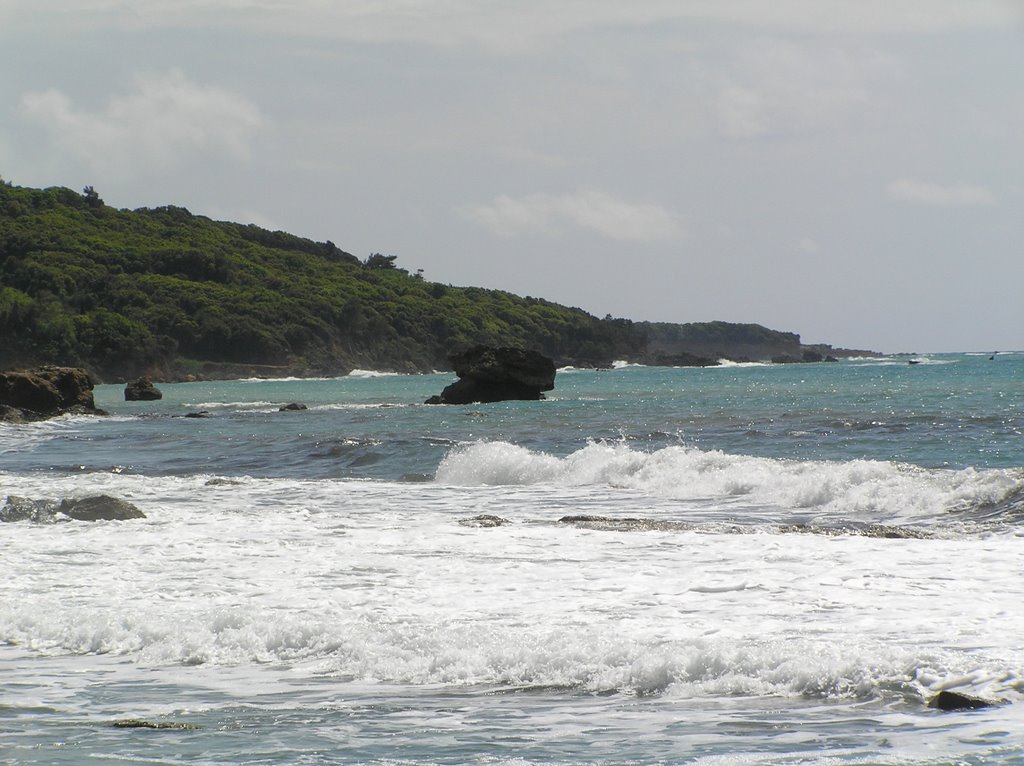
[124,376,163,401]
[929,690,1001,711]
[1,494,146,522]
[0,367,104,422]
[425,346,556,405]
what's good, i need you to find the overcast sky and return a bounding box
[2,1,1022,352]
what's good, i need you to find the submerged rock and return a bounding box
[426,346,556,405]
[559,515,697,532]
[124,376,163,401]
[279,402,308,411]
[110,719,199,730]
[59,495,146,521]
[459,514,511,527]
[0,366,104,421]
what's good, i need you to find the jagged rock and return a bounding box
[0,496,61,523]
[0,366,102,421]
[426,346,556,405]
[183,411,211,418]
[802,351,824,363]
[59,495,146,521]
[124,376,163,401]
[929,690,1001,711]
[279,402,308,411]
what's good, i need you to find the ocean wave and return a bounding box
[434,441,1024,525]
[0,603,1015,705]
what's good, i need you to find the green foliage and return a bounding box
[0,180,802,379]
[0,181,651,378]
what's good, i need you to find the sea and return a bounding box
[1,352,1023,765]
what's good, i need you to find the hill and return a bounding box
[0,182,866,381]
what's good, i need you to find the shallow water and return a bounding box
[2,354,1023,764]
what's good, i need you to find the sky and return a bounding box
[2,1,1022,353]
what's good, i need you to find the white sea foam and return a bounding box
[0,474,1020,705]
[715,359,769,368]
[348,369,404,378]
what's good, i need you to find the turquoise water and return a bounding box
[1,354,1023,764]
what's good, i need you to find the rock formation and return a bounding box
[0,367,104,422]
[929,690,1001,711]
[124,376,163,401]
[1,494,146,522]
[425,346,556,405]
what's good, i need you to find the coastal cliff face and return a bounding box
[0,182,874,381]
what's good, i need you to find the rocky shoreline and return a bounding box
[0,366,106,423]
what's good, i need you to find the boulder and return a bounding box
[426,346,556,405]
[0,366,102,421]
[0,496,60,523]
[59,495,146,521]
[124,376,163,401]
[279,402,308,411]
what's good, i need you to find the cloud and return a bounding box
[3,1,1016,50]
[887,178,996,207]
[714,39,896,140]
[18,69,263,179]
[456,188,682,242]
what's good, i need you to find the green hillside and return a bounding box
[0,181,842,381]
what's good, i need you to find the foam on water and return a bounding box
[2,470,1022,710]
[435,441,1024,527]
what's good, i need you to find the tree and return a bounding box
[364,253,398,269]
[82,185,103,208]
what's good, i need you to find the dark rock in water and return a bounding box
[0,495,61,523]
[929,690,1001,711]
[459,514,511,527]
[0,366,103,421]
[183,410,211,418]
[0,404,29,424]
[279,402,308,411]
[59,495,146,521]
[124,376,163,401]
[110,719,199,730]
[825,355,839,363]
[771,354,802,364]
[649,352,718,368]
[426,346,556,405]
[801,351,824,363]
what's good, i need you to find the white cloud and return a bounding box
[18,69,263,179]
[797,236,820,254]
[714,39,896,140]
[887,178,997,207]
[456,188,682,242]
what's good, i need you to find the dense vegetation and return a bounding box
[0,181,832,381]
